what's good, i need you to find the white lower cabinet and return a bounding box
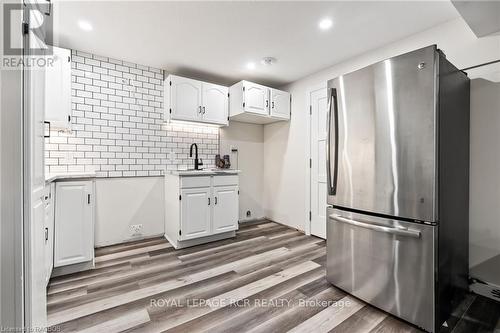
[44,183,55,284]
[165,173,239,248]
[54,180,95,267]
[213,185,239,234]
[180,187,212,240]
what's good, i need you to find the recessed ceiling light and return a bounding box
[246,62,256,70]
[318,18,333,31]
[261,57,277,66]
[78,20,93,32]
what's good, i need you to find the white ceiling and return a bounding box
[52,1,459,86]
[451,0,500,37]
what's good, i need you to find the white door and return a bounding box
[170,75,202,122]
[54,181,94,267]
[243,81,269,115]
[270,89,290,119]
[310,87,328,239]
[213,186,239,234]
[45,46,71,129]
[180,187,211,240]
[202,82,228,125]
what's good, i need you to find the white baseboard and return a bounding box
[239,216,267,223]
[95,233,165,248]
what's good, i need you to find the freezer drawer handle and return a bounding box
[330,214,421,238]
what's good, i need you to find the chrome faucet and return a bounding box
[189,143,203,170]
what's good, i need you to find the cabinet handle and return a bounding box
[272,101,275,109]
[215,197,218,205]
[208,197,210,205]
[266,100,269,108]
[45,227,48,241]
[198,106,202,114]
[44,121,51,138]
[87,194,91,204]
[202,106,206,114]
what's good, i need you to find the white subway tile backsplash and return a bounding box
[45,50,219,178]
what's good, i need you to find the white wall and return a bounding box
[264,17,500,240]
[469,79,500,267]
[220,121,265,220]
[94,176,165,246]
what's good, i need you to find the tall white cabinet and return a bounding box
[165,172,239,249]
[164,75,228,126]
[54,180,95,267]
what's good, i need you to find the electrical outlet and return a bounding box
[130,224,143,235]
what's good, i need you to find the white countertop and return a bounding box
[168,169,241,176]
[45,172,96,183]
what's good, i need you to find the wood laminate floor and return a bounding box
[47,220,500,333]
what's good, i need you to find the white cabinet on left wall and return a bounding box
[45,46,72,130]
[54,180,95,268]
[164,74,229,126]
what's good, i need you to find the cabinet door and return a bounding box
[180,187,211,240]
[243,81,270,115]
[202,82,228,125]
[54,181,94,267]
[45,46,71,129]
[44,185,54,284]
[170,75,202,122]
[270,89,290,119]
[212,186,239,234]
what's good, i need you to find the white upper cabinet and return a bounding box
[229,80,290,124]
[168,75,203,122]
[45,46,72,130]
[270,88,291,120]
[164,75,228,126]
[243,81,270,115]
[201,82,229,125]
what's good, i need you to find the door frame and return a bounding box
[305,84,327,236]
[1,2,26,327]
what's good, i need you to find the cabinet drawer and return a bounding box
[180,176,211,188]
[213,175,239,186]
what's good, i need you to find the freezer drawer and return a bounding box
[326,208,435,332]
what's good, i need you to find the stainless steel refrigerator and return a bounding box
[326,45,470,332]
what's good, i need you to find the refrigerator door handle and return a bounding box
[330,214,421,238]
[327,88,339,195]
